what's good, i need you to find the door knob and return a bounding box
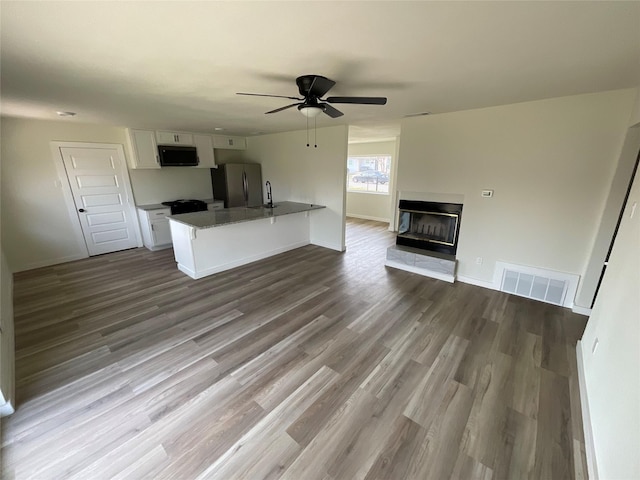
[78,208,86,213]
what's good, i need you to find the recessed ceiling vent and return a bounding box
[493,261,579,308]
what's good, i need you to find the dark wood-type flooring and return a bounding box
[2,218,588,479]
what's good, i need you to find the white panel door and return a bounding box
[60,146,139,256]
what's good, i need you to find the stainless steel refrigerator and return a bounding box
[211,163,263,208]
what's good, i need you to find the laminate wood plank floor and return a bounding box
[2,218,589,479]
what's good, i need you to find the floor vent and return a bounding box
[494,261,579,307]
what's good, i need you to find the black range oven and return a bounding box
[161,199,208,215]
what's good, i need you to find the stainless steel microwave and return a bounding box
[157,145,199,166]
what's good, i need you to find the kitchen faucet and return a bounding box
[266,181,273,208]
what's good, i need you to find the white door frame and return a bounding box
[50,142,143,257]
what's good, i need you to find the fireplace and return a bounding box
[397,200,463,256]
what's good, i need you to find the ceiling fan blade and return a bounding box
[265,103,301,114]
[322,104,344,118]
[325,96,387,105]
[237,92,302,101]
[296,75,336,98]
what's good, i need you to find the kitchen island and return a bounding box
[168,201,325,279]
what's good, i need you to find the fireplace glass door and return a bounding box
[398,210,459,247]
[396,200,463,256]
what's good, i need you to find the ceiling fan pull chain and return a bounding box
[314,116,317,148]
[306,115,310,147]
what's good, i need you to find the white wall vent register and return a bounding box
[493,261,580,308]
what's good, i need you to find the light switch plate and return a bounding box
[481,190,494,198]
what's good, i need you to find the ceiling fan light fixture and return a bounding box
[298,105,323,118]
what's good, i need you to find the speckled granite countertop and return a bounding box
[167,201,325,229]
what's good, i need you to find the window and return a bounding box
[347,155,392,194]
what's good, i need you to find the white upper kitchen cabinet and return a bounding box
[127,129,161,169]
[155,131,194,146]
[212,135,246,150]
[127,129,217,169]
[193,134,216,168]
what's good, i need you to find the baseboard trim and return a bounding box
[0,401,15,417]
[176,263,198,279]
[346,214,390,223]
[144,243,173,252]
[310,240,345,252]
[15,253,88,272]
[572,305,592,317]
[457,275,497,291]
[576,340,599,480]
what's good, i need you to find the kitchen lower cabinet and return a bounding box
[137,208,172,250]
[150,218,172,246]
[170,212,310,279]
[167,202,325,279]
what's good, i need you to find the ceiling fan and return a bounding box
[237,74,387,118]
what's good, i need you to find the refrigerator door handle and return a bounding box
[242,171,248,204]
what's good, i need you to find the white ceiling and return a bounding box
[1,1,639,142]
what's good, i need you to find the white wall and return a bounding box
[576,126,640,308]
[128,168,212,205]
[243,126,348,251]
[0,118,213,271]
[629,86,640,126]
[212,148,251,165]
[0,251,15,416]
[577,87,640,308]
[346,140,396,222]
[0,128,15,417]
[579,164,639,479]
[396,89,635,292]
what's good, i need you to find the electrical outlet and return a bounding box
[476,257,483,265]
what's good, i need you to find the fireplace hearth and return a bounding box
[397,200,463,256]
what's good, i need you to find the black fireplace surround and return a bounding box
[397,200,463,256]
